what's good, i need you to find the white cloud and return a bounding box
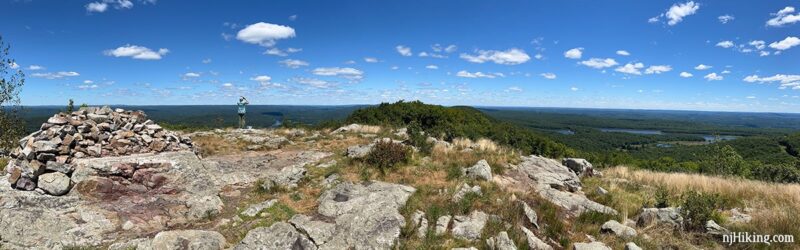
[83,80,94,84]
[766,6,800,27]
[202,58,212,64]
[279,59,309,69]
[540,73,557,79]
[716,40,734,48]
[769,36,800,50]
[456,70,498,79]
[760,51,771,57]
[746,96,757,99]
[222,83,234,88]
[694,64,713,70]
[665,1,700,26]
[615,62,644,75]
[680,71,693,78]
[364,57,379,63]
[645,65,672,74]
[444,45,458,53]
[749,40,766,50]
[721,70,731,74]
[312,67,364,80]
[743,74,800,90]
[425,65,438,69]
[431,44,457,53]
[564,47,583,59]
[718,15,735,24]
[506,86,523,92]
[289,15,298,21]
[534,54,543,60]
[293,77,334,88]
[78,84,99,90]
[580,58,618,69]
[9,62,19,69]
[85,2,108,12]
[460,48,531,65]
[236,22,295,47]
[104,45,169,60]
[396,45,412,56]
[616,50,630,56]
[570,87,579,91]
[183,72,200,78]
[264,47,301,56]
[250,75,272,82]
[31,71,80,79]
[704,72,723,81]
[648,16,661,23]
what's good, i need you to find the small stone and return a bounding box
[37,172,72,195]
[596,187,609,195]
[462,159,492,181]
[46,161,73,174]
[452,210,488,241]
[122,220,135,231]
[487,231,517,250]
[519,225,552,250]
[600,220,637,239]
[521,201,540,229]
[573,242,611,250]
[624,242,642,250]
[15,177,37,191]
[705,220,729,236]
[47,116,68,125]
[435,215,451,235]
[453,183,482,202]
[241,199,277,217]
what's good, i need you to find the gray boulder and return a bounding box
[37,172,71,196]
[562,158,594,176]
[520,201,540,229]
[260,165,307,190]
[636,207,683,228]
[487,231,517,250]
[346,144,374,158]
[289,214,335,246]
[152,230,226,250]
[624,242,642,250]
[705,220,729,236]
[519,226,552,250]
[462,159,492,181]
[453,183,482,202]
[600,220,637,239]
[435,215,452,235]
[451,210,488,241]
[410,210,428,239]
[235,222,316,250]
[573,241,611,250]
[315,181,416,249]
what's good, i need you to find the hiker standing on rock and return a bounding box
[238,96,249,129]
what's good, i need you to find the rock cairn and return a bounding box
[4,106,194,194]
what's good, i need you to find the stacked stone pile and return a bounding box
[4,106,194,194]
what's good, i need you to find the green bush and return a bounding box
[680,191,721,231]
[365,140,410,174]
[654,185,670,208]
[751,164,800,183]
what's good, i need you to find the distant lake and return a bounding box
[556,129,575,135]
[702,135,740,142]
[599,128,663,135]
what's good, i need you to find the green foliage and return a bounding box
[654,185,670,208]
[365,140,410,174]
[79,103,88,109]
[0,157,8,172]
[407,121,432,153]
[680,191,722,231]
[346,100,574,158]
[576,210,617,225]
[751,164,800,183]
[0,36,25,151]
[699,145,751,177]
[66,99,74,114]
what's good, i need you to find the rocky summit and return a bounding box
[0,118,755,249]
[3,106,194,195]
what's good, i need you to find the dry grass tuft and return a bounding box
[192,135,248,156]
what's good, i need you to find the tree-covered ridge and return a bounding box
[344,100,574,158]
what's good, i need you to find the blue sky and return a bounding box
[2,0,800,112]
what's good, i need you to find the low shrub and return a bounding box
[654,185,670,208]
[365,140,411,174]
[680,191,722,231]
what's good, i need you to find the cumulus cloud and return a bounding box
[580,58,618,69]
[694,64,713,70]
[364,57,379,63]
[616,50,630,56]
[704,72,723,81]
[615,63,644,75]
[279,59,309,69]
[665,1,700,25]
[183,72,200,78]
[766,6,800,27]
[645,65,672,74]
[680,71,693,78]
[716,40,734,48]
[456,70,500,79]
[31,71,80,79]
[460,48,531,65]
[396,45,412,56]
[540,72,557,79]
[312,67,364,80]
[432,44,457,53]
[769,36,800,50]
[104,45,169,60]
[85,2,108,12]
[564,47,583,59]
[744,74,800,89]
[750,40,766,50]
[293,77,335,88]
[425,65,438,69]
[718,15,735,24]
[236,22,295,47]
